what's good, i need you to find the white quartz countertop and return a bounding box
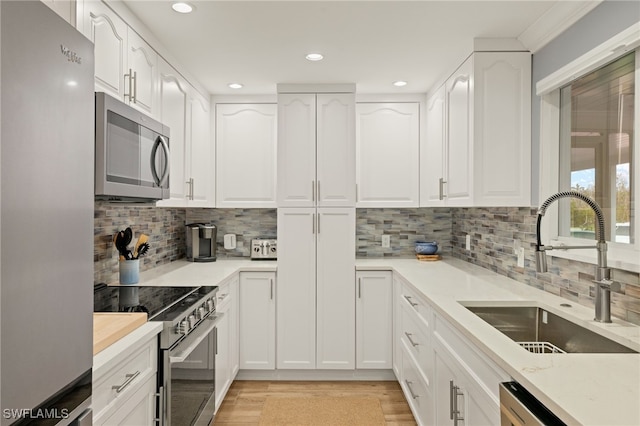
[116,257,639,425]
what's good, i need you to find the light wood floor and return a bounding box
[214,380,417,425]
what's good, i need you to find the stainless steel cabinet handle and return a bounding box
[190,178,195,200]
[186,178,194,200]
[214,326,218,355]
[312,213,315,234]
[450,380,455,420]
[450,381,464,425]
[405,380,419,400]
[132,70,137,103]
[403,295,418,307]
[317,180,320,201]
[112,370,140,393]
[312,181,315,202]
[358,278,362,298]
[270,278,274,300]
[317,213,320,234]
[124,68,133,101]
[155,385,165,426]
[439,177,447,200]
[404,332,419,347]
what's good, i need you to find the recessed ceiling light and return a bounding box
[228,83,243,89]
[306,53,324,61]
[393,80,408,87]
[171,2,193,14]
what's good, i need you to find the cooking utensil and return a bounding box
[134,234,149,258]
[135,242,149,259]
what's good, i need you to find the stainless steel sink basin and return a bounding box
[465,305,637,354]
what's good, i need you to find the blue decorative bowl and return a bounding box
[415,241,438,255]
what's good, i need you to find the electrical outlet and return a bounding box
[465,234,471,251]
[517,247,525,268]
[382,235,391,248]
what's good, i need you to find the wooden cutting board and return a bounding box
[93,313,147,355]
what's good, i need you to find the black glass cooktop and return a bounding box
[94,285,216,322]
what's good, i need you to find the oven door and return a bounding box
[162,314,223,426]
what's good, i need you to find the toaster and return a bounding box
[251,238,277,260]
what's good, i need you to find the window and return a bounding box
[558,52,634,244]
[537,24,639,272]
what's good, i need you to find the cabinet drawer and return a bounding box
[401,343,431,426]
[94,373,157,426]
[396,275,431,328]
[433,313,509,401]
[93,338,157,418]
[401,302,431,385]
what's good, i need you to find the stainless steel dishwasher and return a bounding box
[500,382,566,426]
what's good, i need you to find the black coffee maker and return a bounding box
[186,223,217,262]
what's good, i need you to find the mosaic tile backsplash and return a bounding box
[94,201,186,284]
[185,208,277,258]
[451,207,640,325]
[356,208,452,257]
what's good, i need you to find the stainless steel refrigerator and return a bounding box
[1,2,94,424]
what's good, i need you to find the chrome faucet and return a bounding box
[535,190,618,323]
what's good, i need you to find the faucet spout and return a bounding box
[535,191,613,323]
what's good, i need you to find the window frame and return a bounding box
[537,23,640,273]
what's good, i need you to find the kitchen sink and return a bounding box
[465,305,637,354]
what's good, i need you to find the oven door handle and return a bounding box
[169,313,224,364]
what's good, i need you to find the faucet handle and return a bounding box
[593,278,621,292]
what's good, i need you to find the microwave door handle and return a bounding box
[150,136,170,187]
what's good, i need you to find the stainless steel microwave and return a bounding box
[95,92,170,202]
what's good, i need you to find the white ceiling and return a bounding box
[120,1,598,95]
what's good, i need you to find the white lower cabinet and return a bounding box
[215,275,239,412]
[239,271,276,370]
[355,271,392,369]
[393,273,509,426]
[92,326,160,426]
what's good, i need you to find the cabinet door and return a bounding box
[316,208,355,369]
[157,59,189,206]
[446,58,474,206]
[392,276,403,379]
[434,347,460,426]
[83,0,127,99]
[276,209,317,369]
[473,52,531,207]
[188,91,214,207]
[356,271,392,369]
[316,94,356,207]
[422,87,447,207]
[277,93,316,207]
[216,104,277,208]
[239,272,276,370]
[126,29,157,117]
[356,103,419,207]
[229,275,240,378]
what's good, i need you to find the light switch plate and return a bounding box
[382,235,391,248]
[517,247,525,267]
[224,234,236,249]
[465,234,471,251]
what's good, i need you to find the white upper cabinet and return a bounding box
[156,59,214,208]
[81,1,159,118]
[216,104,277,208]
[277,92,356,208]
[126,29,158,117]
[82,0,127,100]
[316,94,356,207]
[422,51,531,207]
[356,103,420,207]
[422,88,446,206]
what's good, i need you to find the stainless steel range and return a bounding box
[95,284,221,426]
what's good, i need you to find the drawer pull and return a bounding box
[403,295,418,307]
[112,370,141,393]
[405,380,419,400]
[404,332,419,347]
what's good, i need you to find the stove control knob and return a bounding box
[198,306,206,319]
[207,298,215,312]
[188,314,197,329]
[270,246,277,253]
[178,320,189,335]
